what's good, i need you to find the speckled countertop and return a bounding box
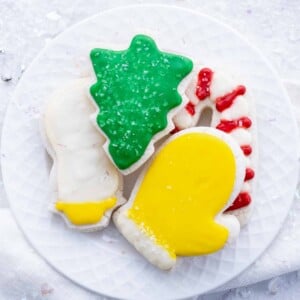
[1,1,300,299]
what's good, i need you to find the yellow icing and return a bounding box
[55,198,117,226]
[127,132,236,257]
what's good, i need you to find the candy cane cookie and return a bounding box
[173,67,256,225]
[42,78,124,231]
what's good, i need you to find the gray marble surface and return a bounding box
[1,1,300,299]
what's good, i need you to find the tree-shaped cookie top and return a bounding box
[90,34,193,171]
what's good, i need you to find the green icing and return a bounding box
[90,34,193,170]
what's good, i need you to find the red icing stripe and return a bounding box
[245,168,255,181]
[215,85,246,112]
[195,68,213,100]
[216,117,252,133]
[214,85,252,210]
[185,101,196,116]
[225,192,251,211]
[240,145,252,156]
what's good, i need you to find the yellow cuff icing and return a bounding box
[55,198,117,226]
[127,132,236,257]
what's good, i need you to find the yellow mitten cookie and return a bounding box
[114,127,245,269]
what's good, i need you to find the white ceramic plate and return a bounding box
[1,5,299,300]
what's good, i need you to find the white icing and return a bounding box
[245,157,251,168]
[173,109,193,129]
[210,71,235,100]
[185,75,200,104]
[114,208,176,270]
[216,214,240,242]
[44,78,122,229]
[242,182,251,193]
[225,205,252,227]
[221,96,249,119]
[230,128,252,145]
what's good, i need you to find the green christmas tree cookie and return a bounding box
[90,34,193,173]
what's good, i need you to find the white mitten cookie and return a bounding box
[43,78,124,231]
